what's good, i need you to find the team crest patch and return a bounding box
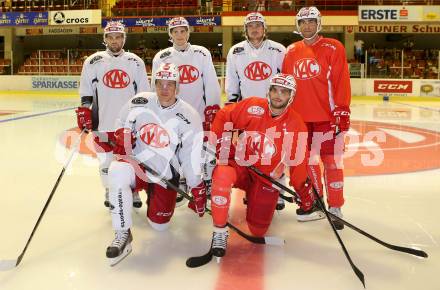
[244,61,272,81]
[103,69,130,89]
[247,105,265,116]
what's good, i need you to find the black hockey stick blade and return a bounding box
[327,213,428,258]
[186,250,213,268]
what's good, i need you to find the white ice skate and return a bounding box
[276,196,285,211]
[106,229,133,266]
[211,226,229,263]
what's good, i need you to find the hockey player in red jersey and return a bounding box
[225,12,288,210]
[76,21,150,209]
[208,73,323,260]
[105,62,206,266]
[282,6,351,229]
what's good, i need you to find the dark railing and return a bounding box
[2,0,440,15]
[0,0,98,12]
[110,0,440,17]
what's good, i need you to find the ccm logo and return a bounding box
[374,81,412,93]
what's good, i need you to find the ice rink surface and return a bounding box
[0,93,439,290]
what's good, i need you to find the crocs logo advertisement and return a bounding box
[103,69,130,89]
[178,65,199,84]
[212,195,228,206]
[292,58,321,80]
[52,11,90,24]
[247,106,265,116]
[139,123,170,148]
[244,61,272,81]
[374,80,412,93]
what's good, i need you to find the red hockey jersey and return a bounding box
[282,36,351,122]
[211,97,309,191]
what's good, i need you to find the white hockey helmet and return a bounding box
[154,62,180,93]
[268,73,297,113]
[295,6,322,40]
[243,12,267,40]
[168,17,190,41]
[103,21,126,48]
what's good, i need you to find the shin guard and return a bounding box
[322,155,344,208]
[211,165,237,227]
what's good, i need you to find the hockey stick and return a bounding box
[251,165,428,258]
[128,158,284,268]
[310,183,365,287]
[0,128,86,271]
[136,159,284,247]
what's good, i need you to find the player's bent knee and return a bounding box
[147,217,170,232]
[212,165,237,191]
[247,223,269,237]
[108,161,135,188]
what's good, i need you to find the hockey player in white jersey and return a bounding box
[76,21,150,208]
[225,12,286,103]
[105,62,206,266]
[152,17,221,206]
[225,12,287,210]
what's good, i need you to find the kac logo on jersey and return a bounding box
[139,123,170,148]
[292,58,321,80]
[244,61,272,81]
[103,69,130,89]
[178,65,199,84]
[247,106,265,116]
[238,132,276,160]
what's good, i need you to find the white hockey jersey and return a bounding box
[225,39,286,101]
[116,92,203,188]
[151,44,221,119]
[79,50,150,132]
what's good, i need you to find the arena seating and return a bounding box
[17,49,97,75]
[0,59,11,75]
[365,48,439,79]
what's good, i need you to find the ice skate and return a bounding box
[106,229,133,266]
[276,196,285,211]
[104,188,111,208]
[132,191,142,208]
[329,207,344,230]
[296,200,325,222]
[211,226,229,263]
[176,178,188,207]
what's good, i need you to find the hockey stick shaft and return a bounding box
[312,185,365,287]
[4,128,86,269]
[260,164,428,258]
[244,157,427,258]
